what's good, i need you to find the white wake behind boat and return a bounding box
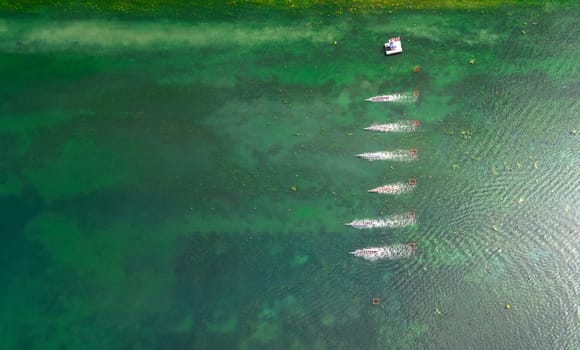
[350,243,416,261]
[365,94,403,102]
[365,91,419,103]
[363,120,419,133]
[345,214,416,229]
[368,179,416,194]
[368,183,408,194]
[356,149,417,161]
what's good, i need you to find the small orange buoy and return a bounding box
[413,66,421,72]
[372,298,381,305]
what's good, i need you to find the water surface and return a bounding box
[0,3,578,349]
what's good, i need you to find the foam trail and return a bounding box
[368,181,416,194]
[365,91,419,103]
[356,149,417,161]
[363,120,419,133]
[345,214,416,229]
[350,243,416,261]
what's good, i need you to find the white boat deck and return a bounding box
[384,36,403,56]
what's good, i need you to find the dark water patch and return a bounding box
[0,187,45,284]
[172,230,404,349]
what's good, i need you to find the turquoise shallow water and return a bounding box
[1,3,579,349]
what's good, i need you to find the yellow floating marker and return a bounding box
[333,40,337,45]
[291,185,297,192]
[505,304,511,310]
[469,58,476,64]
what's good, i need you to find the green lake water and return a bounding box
[0,3,579,349]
